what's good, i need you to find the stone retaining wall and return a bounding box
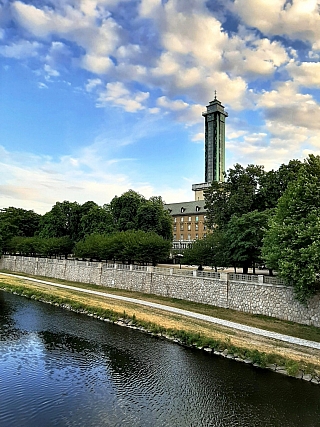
[1,255,319,327]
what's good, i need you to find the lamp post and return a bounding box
[176,253,183,269]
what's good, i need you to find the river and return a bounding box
[1,290,320,427]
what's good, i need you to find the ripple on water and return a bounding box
[1,291,320,427]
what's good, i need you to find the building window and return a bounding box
[203,225,206,230]
[173,225,176,231]
[180,217,184,222]
[195,224,199,231]
[187,224,191,231]
[195,216,199,222]
[173,234,176,240]
[188,216,192,222]
[174,217,177,223]
[180,224,184,231]
[203,233,206,238]
[196,206,200,212]
[195,234,199,239]
[187,234,191,240]
[180,234,183,240]
[181,207,185,213]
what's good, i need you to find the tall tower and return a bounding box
[192,94,228,200]
[202,93,228,182]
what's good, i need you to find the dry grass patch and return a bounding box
[1,273,320,372]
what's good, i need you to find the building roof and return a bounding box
[165,200,207,216]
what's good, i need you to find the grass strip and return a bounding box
[2,269,320,344]
[0,277,319,379]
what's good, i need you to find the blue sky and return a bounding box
[1,0,320,213]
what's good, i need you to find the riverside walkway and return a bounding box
[1,272,320,351]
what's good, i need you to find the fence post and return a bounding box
[258,275,264,284]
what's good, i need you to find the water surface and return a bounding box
[1,290,320,426]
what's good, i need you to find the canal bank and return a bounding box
[1,271,320,383]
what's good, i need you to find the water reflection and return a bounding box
[0,290,320,427]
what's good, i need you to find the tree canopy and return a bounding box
[0,207,41,254]
[225,210,269,274]
[182,230,227,271]
[110,190,172,240]
[262,155,320,303]
[204,160,303,230]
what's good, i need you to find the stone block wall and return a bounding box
[1,256,319,327]
[228,281,320,326]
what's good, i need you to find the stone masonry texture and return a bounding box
[1,256,319,327]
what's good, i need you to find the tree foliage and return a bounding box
[110,190,172,240]
[39,201,82,242]
[204,160,303,230]
[204,164,265,229]
[225,210,269,274]
[74,230,171,265]
[0,207,41,254]
[7,236,73,258]
[183,230,227,271]
[262,155,320,303]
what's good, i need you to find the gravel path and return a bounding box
[2,272,320,351]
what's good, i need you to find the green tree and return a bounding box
[262,155,320,303]
[74,230,171,265]
[110,190,146,231]
[0,207,41,253]
[136,196,172,240]
[78,204,114,239]
[259,159,303,209]
[225,210,269,274]
[110,191,173,240]
[183,231,227,271]
[39,201,82,242]
[204,160,303,230]
[204,164,265,229]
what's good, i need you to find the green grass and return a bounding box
[1,276,319,377]
[1,269,320,344]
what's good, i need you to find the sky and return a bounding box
[1,0,320,214]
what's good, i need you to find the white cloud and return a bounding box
[0,142,192,213]
[85,78,102,92]
[97,81,150,112]
[81,54,114,74]
[157,96,188,111]
[257,81,320,129]
[0,39,41,58]
[233,0,320,44]
[44,64,59,77]
[192,132,204,142]
[287,61,320,87]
